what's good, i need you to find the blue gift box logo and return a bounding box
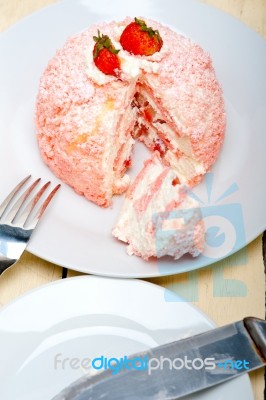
[189,174,246,262]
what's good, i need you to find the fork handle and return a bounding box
[0,257,16,275]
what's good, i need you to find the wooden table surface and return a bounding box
[0,0,265,399]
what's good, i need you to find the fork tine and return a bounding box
[17,181,51,227]
[3,178,41,225]
[0,175,31,218]
[27,184,61,230]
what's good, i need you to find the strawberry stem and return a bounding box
[93,30,120,60]
[134,17,162,41]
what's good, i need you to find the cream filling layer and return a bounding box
[137,87,192,154]
[164,151,205,183]
[112,87,137,193]
[137,118,205,183]
[135,87,206,183]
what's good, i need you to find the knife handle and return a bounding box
[244,317,266,361]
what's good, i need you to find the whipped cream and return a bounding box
[119,51,160,78]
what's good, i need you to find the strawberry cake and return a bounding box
[36,17,226,260]
[113,152,205,260]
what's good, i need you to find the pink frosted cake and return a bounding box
[36,17,226,260]
[36,17,225,206]
[113,153,205,260]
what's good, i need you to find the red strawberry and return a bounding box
[120,18,163,56]
[93,30,120,76]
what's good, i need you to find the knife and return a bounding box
[52,317,266,399]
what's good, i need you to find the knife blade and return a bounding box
[52,317,266,400]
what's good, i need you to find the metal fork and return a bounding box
[0,176,60,275]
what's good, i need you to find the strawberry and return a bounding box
[143,104,155,123]
[120,18,163,56]
[93,30,120,76]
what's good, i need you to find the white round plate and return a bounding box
[0,0,266,277]
[0,276,253,399]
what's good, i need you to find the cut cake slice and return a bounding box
[112,153,205,260]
